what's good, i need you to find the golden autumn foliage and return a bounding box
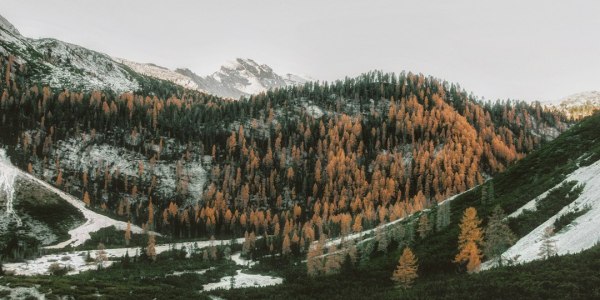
[82,191,91,207]
[55,169,63,187]
[147,232,156,261]
[0,52,569,266]
[391,247,418,289]
[282,234,292,256]
[124,221,132,246]
[454,207,483,272]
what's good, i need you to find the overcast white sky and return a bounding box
[1,0,599,102]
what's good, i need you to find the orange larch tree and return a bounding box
[454,207,483,272]
[391,247,418,289]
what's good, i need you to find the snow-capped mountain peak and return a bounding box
[118,57,312,99]
[221,58,268,72]
[170,58,312,99]
[0,13,312,98]
[210,58,287,96]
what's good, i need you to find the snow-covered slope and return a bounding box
[0,15,140,93]
[114,57,203,92]
[28,38,140,92]
[483,159,600,269]
[0,150,145,249]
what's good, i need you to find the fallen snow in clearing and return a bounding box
[200,251,282,291]
[0,285,46,300]
[302,103,325,118]
[483,159,600,269]
[230,252,258,267]
[167,267,214,277]
[3,251,113,276]
[0,149,21,226]
[4,237,245,276]
[202,270,283,291]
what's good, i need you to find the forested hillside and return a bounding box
[209,105,600,300]
[0,50,570,259]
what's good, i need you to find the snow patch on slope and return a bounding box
[53,139,207,202]
[202,251,282,291]
[29,39,139,93]
[0,25,28,53]
[0,157,146,249]
[4,237,245,276]
[302,102,325,119]
[0,149,21,226]
[484,159,600,269]
[202,270,283,291]
[0,285,45,300]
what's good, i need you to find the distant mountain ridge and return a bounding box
[122,57,312,99]
[0,14,311,98]
[0,17,141,93]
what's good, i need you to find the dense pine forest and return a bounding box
[0,52,570,264]
[2,2,600,298]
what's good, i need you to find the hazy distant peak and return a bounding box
[558,91,600,106]
[548,90,600,119]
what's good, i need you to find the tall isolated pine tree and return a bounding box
[481,182,495,213]
[147,232,157,262]
[483,206,516,266]
[435,201,451,231]
[417,213,432,239]
[391,247,418,289]
[454,207,483,272]
[538,226,557,259]
[124,221,132,246]
[307,237,324,276]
